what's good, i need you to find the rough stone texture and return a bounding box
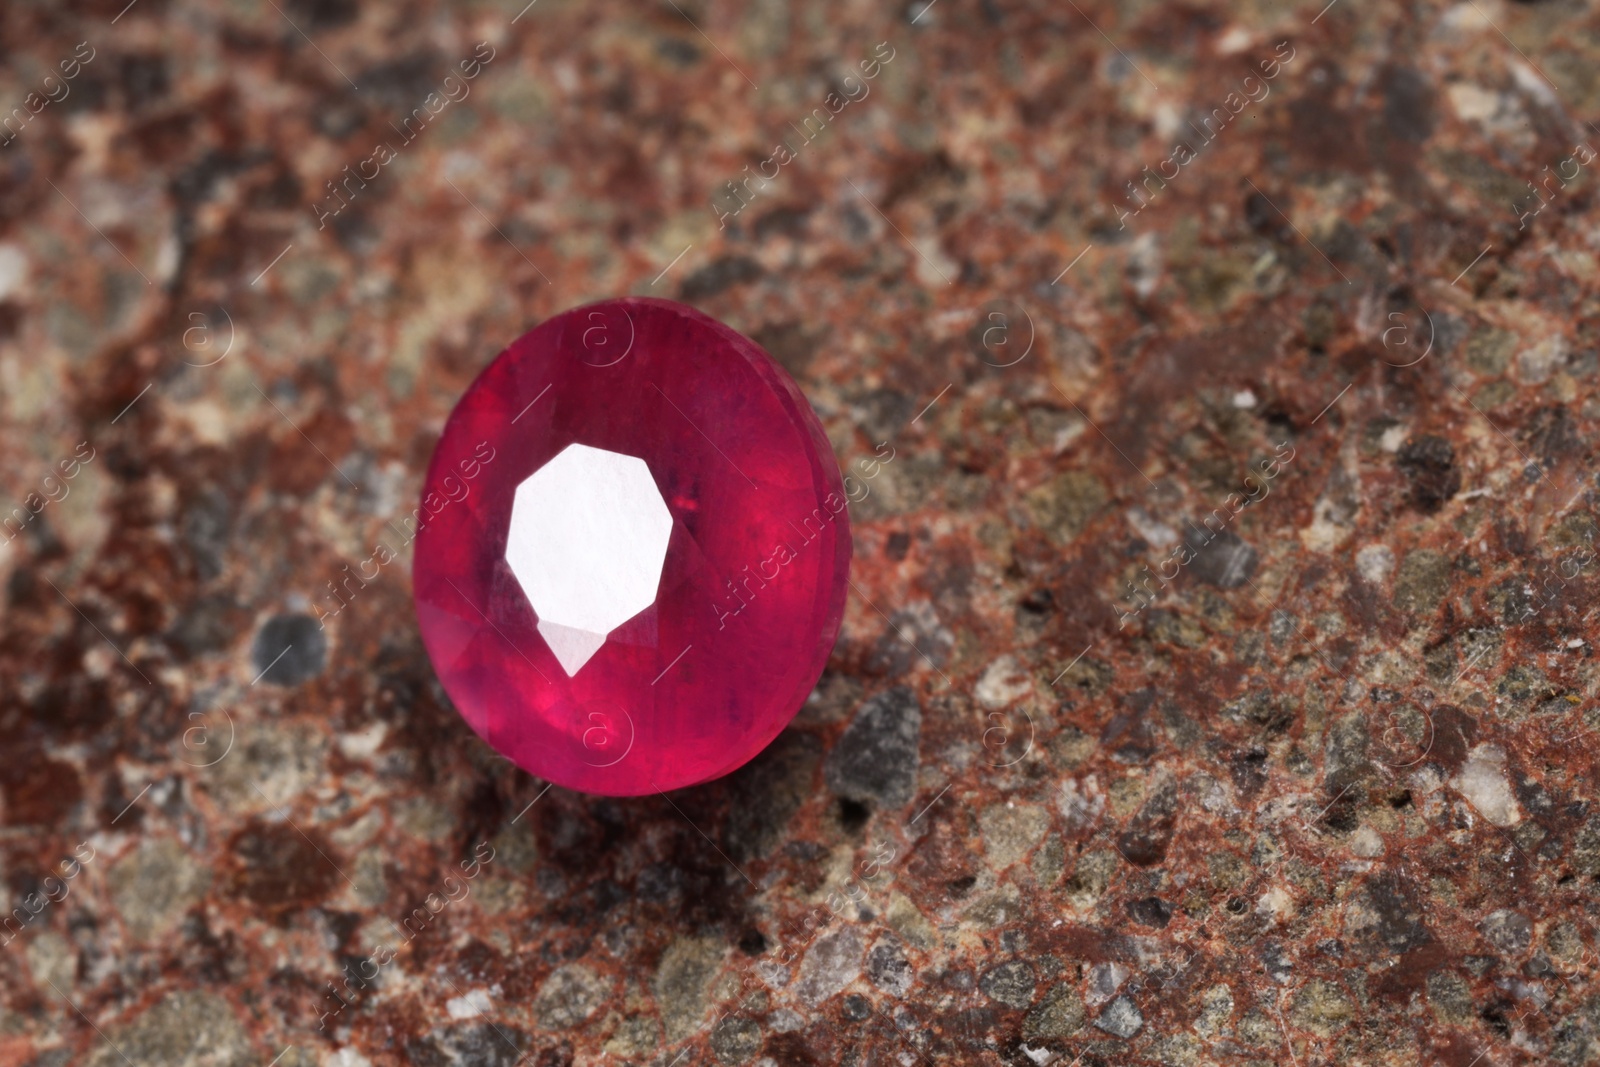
[83,991,254,1067]
[107,836,211,941]
[1094,994,1144,1039]
[979,960,1037,1009]
[403,1023,529,1067]
[3,0,1600,1065]
[724,729,822,861]
[531,963,610,1030]
[709,1015,763,1066]
[866,935,914,997]
[654,936,726,1043]
[1024,983,1089,1042]
[792,925,865,1008]
[822,685,922,809]
[977,802,1050,870]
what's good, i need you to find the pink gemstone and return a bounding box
[412,298,851,795]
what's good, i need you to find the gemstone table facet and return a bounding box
[412,298,852,795]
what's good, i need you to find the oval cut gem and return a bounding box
[412,298,851,795]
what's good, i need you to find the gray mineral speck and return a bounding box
[979,960,1036,1009]
[867,936,914,996]
[654,937,725,1042]
[1095,994,1144,1039]
[710,1015,762,1066]
[84,990,253,1067]
[251,613,327,686]
[1393,549,1451,614]
[794,925,865,1006]
[1480,909,1533,955]
[534,963,610,1029]
[1023,983,1087,1040]
[1185,528,1258,589]
[824,686,922,809]
[979,803,1050,871]
[109,837,211,942]
[404,1022,528,1067]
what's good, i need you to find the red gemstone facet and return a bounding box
[412,298,851,795]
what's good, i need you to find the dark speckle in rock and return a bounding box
[169,593,242,661]
[840,994,872,1022]
[1379,65,1435,145]
[1127,896,1172,928]
[750,320,823,377]
[404,1022,530,1067]
[867,936,913,996]
[710,1015,762,1065]
[251,614,327,686]
[1226,747,1269,797]
[226,819,340,915]
[182,487,230,582]
[1397,435,1461,513]
[1116,779,1179,867]
[357,51,448,114]
[1184,527,1258,588]
[725,730,822,861]
[979,960,1036,1009]
[1363,873,1432,954]
[285,0,359,30]
[1260,939,1293,983]
[680,256,764,301]
[655,37,702,67]
[823,686,922,810]
[118,53,170,107]
[1523,405,1580,465]
[837,797,870,831]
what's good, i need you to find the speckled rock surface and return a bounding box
[3,0,1600,1065]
